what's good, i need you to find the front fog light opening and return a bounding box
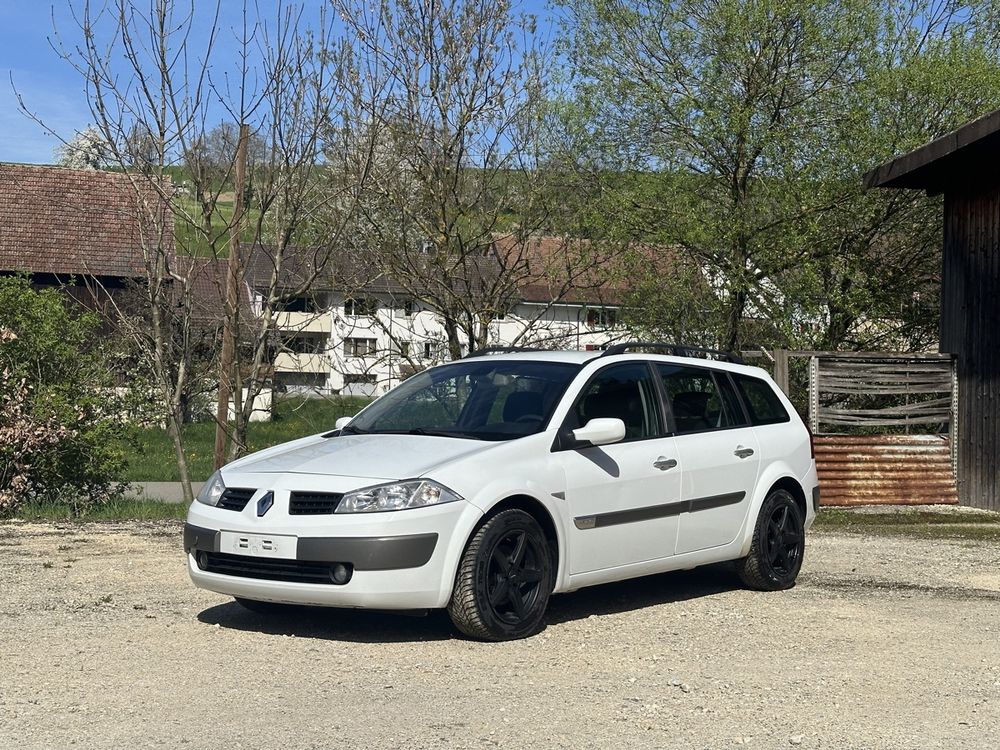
[330,563,353,585]
[196,551,209,570]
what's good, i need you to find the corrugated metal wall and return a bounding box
[942,187,1000,511]
[815,435,957,506]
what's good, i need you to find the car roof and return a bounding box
[460,350,772,378]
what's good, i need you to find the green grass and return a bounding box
[119,395,370,482]
[14,497,188,522]
[814,508,1000,542]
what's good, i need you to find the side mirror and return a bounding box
[572,418,626,447]
[334,416,354,430]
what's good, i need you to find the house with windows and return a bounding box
[251,236,636,398]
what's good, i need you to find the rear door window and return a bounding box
[657,364,745,434]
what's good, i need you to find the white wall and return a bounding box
[271,291,625,396]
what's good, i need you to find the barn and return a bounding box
[865,109,1000,512]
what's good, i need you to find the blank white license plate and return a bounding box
[219,531,297,559]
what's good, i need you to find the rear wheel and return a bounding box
[448,509,553,641]
[736,489,805,591]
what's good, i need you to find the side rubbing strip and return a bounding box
[688,491,747,513]
[573,491,746,530]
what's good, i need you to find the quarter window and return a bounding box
[567,363,663,440]
[658,364,742,434]
[733,375,790,425]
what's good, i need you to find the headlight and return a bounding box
[335,479,462,513]
[196,471,226,506]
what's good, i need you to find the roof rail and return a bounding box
[600,341,745,365]
[462,346,549,358]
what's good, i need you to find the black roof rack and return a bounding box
[600,341,745,365]
[463,346,549,358]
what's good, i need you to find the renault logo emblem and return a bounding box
[256,490,274,517]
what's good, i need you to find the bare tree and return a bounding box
[26,0,376,499]
[330,0,620,360]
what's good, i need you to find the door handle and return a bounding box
[734,446,755,459]
[653,456,678,471]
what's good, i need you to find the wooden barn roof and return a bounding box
[864,108,1000,194]
[0,163,170,279]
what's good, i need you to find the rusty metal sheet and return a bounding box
[814,435,958,506]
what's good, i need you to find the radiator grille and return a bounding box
[289,491,344,515]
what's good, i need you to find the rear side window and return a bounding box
[658,364,747,433]
[733,375,790,425]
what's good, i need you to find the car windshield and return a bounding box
[345,359,582,441]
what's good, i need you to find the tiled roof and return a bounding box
[492,234,679,307]
[0,163,169,279]
[245,235,682,307]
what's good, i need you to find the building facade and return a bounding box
[266,288,625,398]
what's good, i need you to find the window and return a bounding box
[586,308,618,328]
[733,375,790,425]
[283,336,325,354]
[276,296,318,313]
[395,340,411,357]
[344,298,378,316]
[567,363,663,440]
[345,338,377,357]
[658,365,746,434]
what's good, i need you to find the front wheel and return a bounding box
[736,489,805,591]
[447,509,554,641]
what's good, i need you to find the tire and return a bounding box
[447,509,554,641]
[736,489,805,591]
[234,597,295,615]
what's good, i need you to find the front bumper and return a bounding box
[185,492,483,610]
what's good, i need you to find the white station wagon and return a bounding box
[186,344,818,640]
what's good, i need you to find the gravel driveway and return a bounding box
[1,520,998,749]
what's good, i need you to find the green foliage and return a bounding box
[15,496,188,522]
[555,0,1000,351]
[119,396,370,481]
[815,508,1000,542]
[0,277,126,517]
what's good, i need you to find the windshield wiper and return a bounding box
[323,424,367,438]
[369,427,482,440]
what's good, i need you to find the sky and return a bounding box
[0,0,558,165]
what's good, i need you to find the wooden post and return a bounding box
[773,349,790,395]
[213,124,250,471]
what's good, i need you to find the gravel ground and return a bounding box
[1,520,999,749]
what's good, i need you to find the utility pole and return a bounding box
[213,123,250,470]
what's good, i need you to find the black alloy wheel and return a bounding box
[736,489,805,591]
[448,509,553,641]
[764,502,803,577]
[485,528,545,625]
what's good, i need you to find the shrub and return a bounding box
[0,278,126,517]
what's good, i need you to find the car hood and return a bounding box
[227,433,493,482]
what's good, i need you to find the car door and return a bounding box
[657,364,761,555]
[555,361,683,575]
